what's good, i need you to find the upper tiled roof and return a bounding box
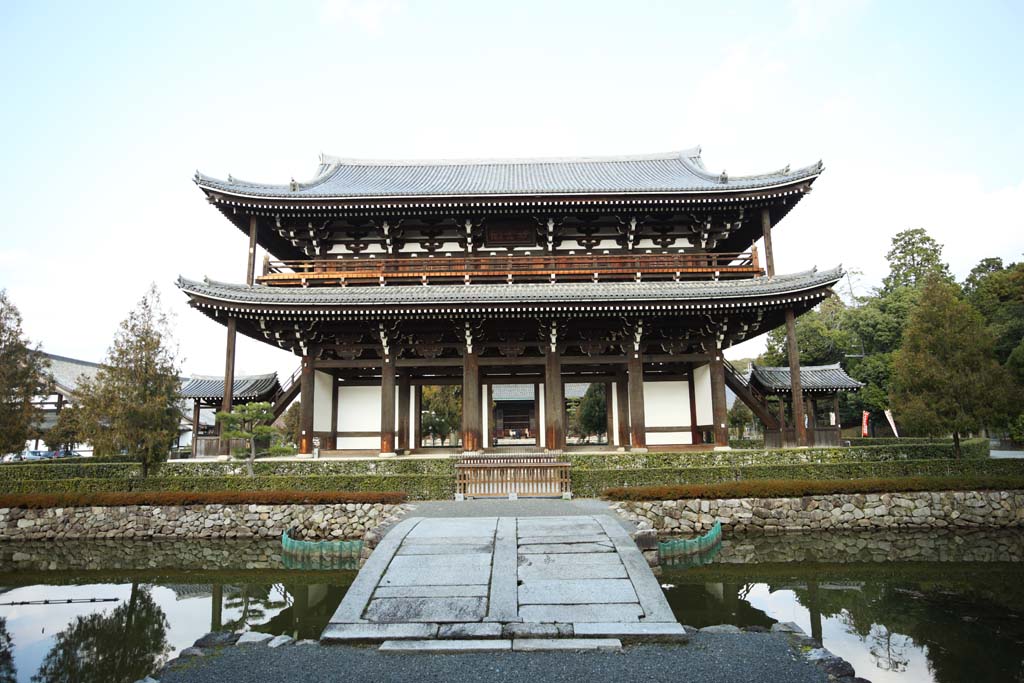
[180,373,281,401]
[178,267,843,308]
[194,148,823,200]
[44,353,102,395]
[749,363,863,393]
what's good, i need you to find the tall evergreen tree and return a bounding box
[891,276,1013,456]
[881,228,952,293]
[574,384,607,439]
[0,290,52,453]
[76,286,181,475]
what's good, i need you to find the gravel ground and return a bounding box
[160,633,828,683]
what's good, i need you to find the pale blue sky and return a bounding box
[2,0,1022,377]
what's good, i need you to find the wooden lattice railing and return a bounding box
[455,456,571,498]
[257,250,761,287]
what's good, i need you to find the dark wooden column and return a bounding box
[246,216,259,286]
[412,385,422,450]
[604,383,615,444]
[380,357,397,456]
[709,356,729,447]
[544,345,565,451]
[761,208,775,277]
[462,351,481,452]
[218,317,238,455]
[298,355,314,455]
[615,370,630,448]
[191,399,201,458]
[688,368,701,445]
[330,376,339,450]
[627,352,646,450]
[397,370,410,452]
[211,584,223,632]
[785,308,808,446]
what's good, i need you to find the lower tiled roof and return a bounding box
[749,363,863,393]
[180,373,281,401]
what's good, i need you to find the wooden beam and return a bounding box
[219,317,237,456]
[462,350,481,452]
[380,355,396,456]
[397,369,410,452]
[544,344,565,451]
[785,307,808,446]
[627,352,646,450]
[761,207,775,278]
[709,355,729,447]
[298,355,314,455]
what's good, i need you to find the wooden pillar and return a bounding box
[615,370,630,448]
[330,376,339,450]
[809,398,818,446]
[533,383,542,444]
[605,382,615,444]
[380,357,396,456]
[191,399,200,458]
[688,368,701,445]
[246,216,259,286]
[397,370,410,452]
[627,353,646,450]
[462,351,481,452]
[544,345,564,451]
[298,355,314,455]
[219,317,238,455]
[709,356,729,447]
[785,308,808,446]
[761,208,775,277]
[832,394,841,438]
[412,385,422,450]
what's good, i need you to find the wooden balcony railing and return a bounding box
[256,249,762,287]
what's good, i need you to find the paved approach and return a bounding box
[322,515,684,643]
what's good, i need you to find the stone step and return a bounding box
[380,639,512,653]
[572,622,689,641]
[322,623,438,642]
[512,638,622,652]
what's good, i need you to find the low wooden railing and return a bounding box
[257,250,761,287]
[455,456,571,498]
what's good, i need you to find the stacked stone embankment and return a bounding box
[613,490,1024,535]
[0,503,410,542]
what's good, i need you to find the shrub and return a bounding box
[0,490,407,509]
[603,475,1024,501]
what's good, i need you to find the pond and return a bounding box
[0,529,1020,682]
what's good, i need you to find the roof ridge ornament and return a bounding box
[719,170,728,184]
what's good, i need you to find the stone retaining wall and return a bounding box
[0,503,410,542]
[613,490,1024,535]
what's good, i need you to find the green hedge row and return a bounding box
[0,463,141,480]
[0,475,454,501]
[571,457,1024,498]
[728,438,765,450]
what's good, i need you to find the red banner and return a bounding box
[861,411,870,437]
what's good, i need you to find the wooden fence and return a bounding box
[455,456,571,498]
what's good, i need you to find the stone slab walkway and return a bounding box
[322,515,683,643]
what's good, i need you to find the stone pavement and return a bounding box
[322,515,683,646]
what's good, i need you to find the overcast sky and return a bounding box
[2,0,1022,378]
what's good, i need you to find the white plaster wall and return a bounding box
[694,364,713,426]
[538,388,545,448]
[313,371,333,433]
[643,380,693,445]
[336,385,381,450]
[611,382,620,446]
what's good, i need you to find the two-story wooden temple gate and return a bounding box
[180,147,842,461]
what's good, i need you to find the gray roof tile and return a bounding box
[180,373,281,401]
[749,363,863,393]
[492,383,590,401]
[43,353,101,395]
[195,148,822,200]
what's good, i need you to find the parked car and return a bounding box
[20,452,43,461]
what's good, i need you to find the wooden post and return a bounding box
[605,382,615,445]
[615,370,630,448]
[809,398,818,446]
[191,399,200,459]
[710,356,729,447]
[412,384,422,450]
[761,208,775,278]
[211,584,223,632]
[219,317,237,455]
[462,351,481,452]
[246,216,259,286]
[397,370,410,452]
[688,367,701,445]
[330,376,339,450]
[298,355,314,455]
[544,344,564,451]
[785,308,808,446]
[832,394,841,440]
[533,383,542,445]
[380,356,396,456]
[627,352,646,450]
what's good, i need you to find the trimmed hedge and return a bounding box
[0,474,453,501]
[603,476,1024,501]
[0,463,140,480]
[0,490,407,509]
[572,457,1024,498]
[728,438,765,450]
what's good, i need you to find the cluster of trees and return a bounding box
[758,228,1022,452]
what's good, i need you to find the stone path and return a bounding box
[322,515,683,646]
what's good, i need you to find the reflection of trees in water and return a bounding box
[0,618,17,683]
[31,583,169,683]
[866,623,909,673]
[222,584,288,632]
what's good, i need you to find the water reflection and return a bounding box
[661,529,1024,683]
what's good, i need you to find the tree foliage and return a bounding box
[420,385,461,446]
[217,401,287,475]
[0,618,15,683]
[45,404,81,453]
[281,400,301,445]
[761,295,852,367]
[891,277,1013,456]
[75,286,181,475]
[574,384,607,439]
[881,227,952,293]
[0,290,52,453]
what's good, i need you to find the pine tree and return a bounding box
[891,276,1013,456]
[76,286,181,475]
[216,401,282,475]
[0,290,52,454]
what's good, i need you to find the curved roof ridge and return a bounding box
[752,361,844,371]
[187,371,278,381]
[316,148,702,168]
